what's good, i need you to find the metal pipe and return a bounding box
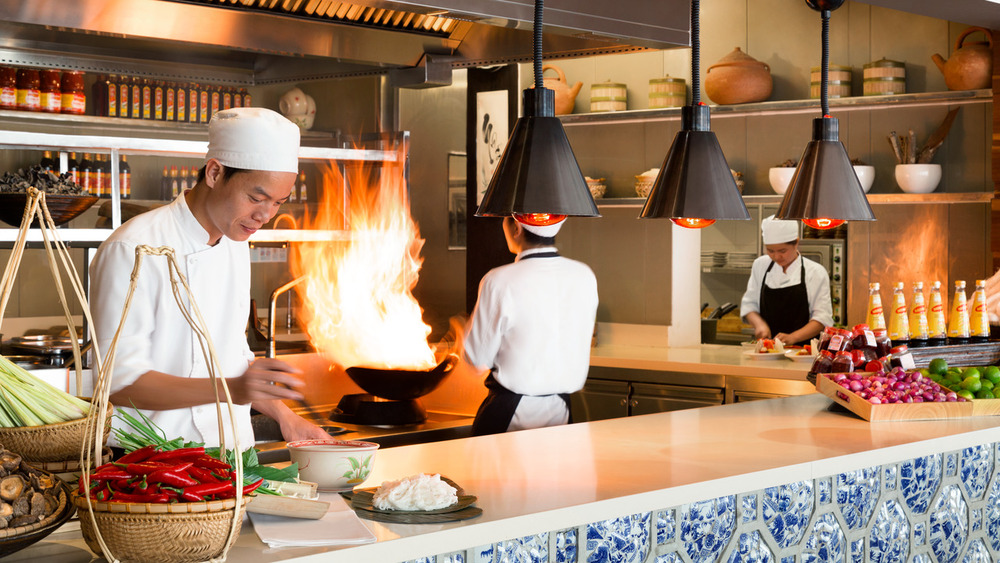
[267,276,306,359]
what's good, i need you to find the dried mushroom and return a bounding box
[0,165,85,195]
[11,495,28,517]
[0,451,20,473]
[0,501,12,521]
[0,447,62,528]
[9,514,38,527]
[29,492,45,517]
[0,475,25,502]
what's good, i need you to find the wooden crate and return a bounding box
[815,374,974,422]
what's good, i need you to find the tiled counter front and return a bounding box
[415,443,1000,563]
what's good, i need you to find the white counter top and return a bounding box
[590,343,811,380]
[20,393,1000,562]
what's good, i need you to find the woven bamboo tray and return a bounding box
[73,494,250,563]
[0,479,75,557]
[0,409,110,463]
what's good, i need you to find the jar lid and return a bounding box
[863,76,906,83]
[864,57,904,68]
[811,64,852,73]
[592,81,627,88]
[835,350,853,357]
[853,323,870,332]
[649,76,685,84]
[890,345,909,354]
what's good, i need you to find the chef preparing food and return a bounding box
[90,107,329,448]
[740,215,833,346]
[461,214,598,436]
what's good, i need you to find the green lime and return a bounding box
[947,372,964,385]
[981,379,995,392]
[976,389,994,399]
[958,390,975,400]
[929,374,942,383]
[928,358,948,376]
[962,376,982,393]
[964,367,982,380]
[993,388,1000,399]
[918,368,932,378]
[984,366,1000,385]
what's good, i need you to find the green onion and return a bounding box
[0,354,90,427]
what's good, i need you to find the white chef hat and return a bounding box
[514,213,566,237]
[206,107,300,173]
[761,215,799,244]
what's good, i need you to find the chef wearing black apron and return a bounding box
[740,215,833,346]
[462,214,598,436]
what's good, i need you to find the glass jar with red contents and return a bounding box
[888,345,916,371]
[0,67,17,110]
[872,328,892,358]
[810,350,834,374]
[39,69,61,113]
[831,351,854,373]
[15,68,40,111]
[60,71,86,115]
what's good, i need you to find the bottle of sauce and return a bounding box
[865,283,886,331]
[198,84,210,123]
[160,165,170,200]
[831,350,854,373]
[67,152,80,186]
[888,282,910,346]
[947,280,970,342]
[16,68,40,112]
[298,170,308,202]
[39,150,55,171]
[188,84,200,123]
[928,281,947,344]
[209,84,221,119]
[91,154,105,198]
[39,69,61,113]
[101,154,113,199]
[222,86,233,110]
[60,70,86,115]
[130,77,142,120]
[240,88,251,107]
[153,80,164,120]
[119,155,131,200]
[970,279,989,341]
[165,82,176,122]
[232,87,243,108]
[0,67,16,110]
[79,153,93,194]
[908,281,929,347]
[179,166,189,192]
[176,82,187,123]
[141,78,153,120]
[170,165,180,199]
[190,166,199,186]
[810,350,834,375]
[118,75,131,119]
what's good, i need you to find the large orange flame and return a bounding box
[291,141,436,370]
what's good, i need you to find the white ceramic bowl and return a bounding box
[853,165,874,193]
[768,167,795,195]
[895,164,941,194]
[287,439,379,492]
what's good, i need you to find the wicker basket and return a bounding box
[74,494,250,563]
[0,479,75,557]
[0,407,110,462]
[37,446,112,476]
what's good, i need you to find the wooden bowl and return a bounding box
[0,193,99,227]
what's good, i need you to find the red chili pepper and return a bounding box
[217,479,266,499]
[182,481,231,499]
[94,462,117,473]
[243,478,265,495]
[116,445,158,464]
[147,469,198,488]
[90,469,133,481]
[148,446,206,463]
[187,466,221,484]
[126,461,192,476]
[193,455,231,470]
[110,491,170,503]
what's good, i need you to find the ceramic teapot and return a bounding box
[932,26,993,91]
[542,64,582,115]
[704,47,772,105]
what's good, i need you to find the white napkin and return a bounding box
[249,493,376,548]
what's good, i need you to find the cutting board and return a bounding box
[248,494,331,520]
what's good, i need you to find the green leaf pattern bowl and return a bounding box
[287,439,379,492]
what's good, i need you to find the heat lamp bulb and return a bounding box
[671,217,716,229]
[803,218,845,230]
[514,213,568,226]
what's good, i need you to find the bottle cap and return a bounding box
[913,281,923,290]
[956,280,966,288]
[895,282,904,290]
[871,282,880,290]
[890,345,908,354]
[976,279,986,286]
[933,281,941,289]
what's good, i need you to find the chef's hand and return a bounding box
[229,358,305,405]
[774,333,793,345]
[278,413,331,442]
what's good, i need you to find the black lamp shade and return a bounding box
[475,88,599,217]
[777,117,875,222]
[640,105,750,220]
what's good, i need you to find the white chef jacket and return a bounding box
[463,246,598,431]
[89,193,256,449]
[739,253,835,328]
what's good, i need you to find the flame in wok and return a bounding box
[291,141,436,370]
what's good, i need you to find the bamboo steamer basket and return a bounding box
[810,80,852,99]
[864,57,906,78]
[590,81,627,112]
[649,76,686,108]
[863,76,906,96]
[810,64,852,83]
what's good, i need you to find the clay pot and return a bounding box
[542,64,582,115]
[704,47,772,105]
[932,26,993,91]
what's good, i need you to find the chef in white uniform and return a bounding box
[740,215,834,346]
[90,107,329,448]
[462,214,598,435]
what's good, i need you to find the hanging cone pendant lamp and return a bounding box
[640,0,749,227]
[776,0,875,229]
[475,0,599,218]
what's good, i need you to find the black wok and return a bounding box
[345,354,458,401]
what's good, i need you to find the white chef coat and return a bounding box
[463,246,598,432]
[739,253,834,328]
[89,193,256,449]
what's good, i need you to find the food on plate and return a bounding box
[753,338,784,354]
[790,345,813,356]
[372,473,458,511]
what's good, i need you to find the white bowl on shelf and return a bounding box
[895,164,941,194]
[853,165,874,193]
[768,167,795,195]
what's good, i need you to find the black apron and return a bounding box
[470,251,573,437]
[759,256,811,346]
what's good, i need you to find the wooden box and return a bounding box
[815,373,974,422]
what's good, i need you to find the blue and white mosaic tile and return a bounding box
[945,452,958,477]
[970,508,981,533]
[741,494,757,523]
[868,499,909,563]
[850,538,864,563]
[656,510,675,545]
[654,552,683,563]
[439,553,465,563]
[680,496,735,563]
[836,466,879,529]
[912,553,933,563]
[406,558,434,563]
[555,529,577,563]
[883,465,897,491]
[988,475,1000,552]
[800,512,845,563]
[475,544,495,563]
[900,454,942,514]
[725,530,773,563]
[817,478,831,504]
[497,533,548,563]
[961,538,991,563]
[780,557,795,563]
[960,445,993,501]
[762,481,814,549]
[587,513,648,563]
[914,521,926,547]
[929,484,968,563]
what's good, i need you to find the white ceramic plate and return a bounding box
[743,350,785,361]
[784,350,816,363]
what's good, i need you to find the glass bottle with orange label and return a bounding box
[927,281,947,343]
[865,282,886,331]
[970,279,989,341]
[947,280,969,342]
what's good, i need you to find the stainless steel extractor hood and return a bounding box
[0,0,690,85]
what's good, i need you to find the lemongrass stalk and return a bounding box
[1,381,62,425]
[0,354,91,417]
[0,385,43,426]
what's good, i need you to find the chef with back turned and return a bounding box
[740,215,833,346]
[461,213,598,436]
[90,107,329,448]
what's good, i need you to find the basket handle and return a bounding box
[82,244,244,563]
